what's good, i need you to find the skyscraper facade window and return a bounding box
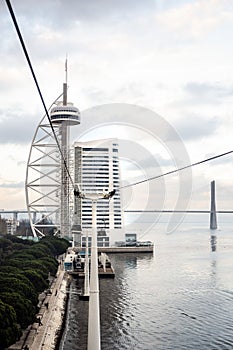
[73,139,124,245]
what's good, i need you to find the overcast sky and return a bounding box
[0,0,233,216]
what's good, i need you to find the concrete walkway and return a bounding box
[8,264,68,350]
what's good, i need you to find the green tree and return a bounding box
[0,238,14,263]
[0,292,36,329]
[0,276,38,306]
[41,236,69,255]
[22,269,48,293]
[38,257,58,276]
[0,265,21,275]
[10,251,36,260]
[4,258,48,276]
[0,237,12,250]
[5,235,26,244]
[0,299,21,350]
[0,234,70,347]
[26,245,51,258]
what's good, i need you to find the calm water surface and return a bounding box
[60,214,233,349]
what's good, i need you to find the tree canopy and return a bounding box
[0,299,21,349]
[0,235,69,349]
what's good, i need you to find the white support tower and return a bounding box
[26,77,81,238]
[25,106,61,237]
[73,189,115,350]
[88,198,101,350]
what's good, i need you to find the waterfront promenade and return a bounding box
[8,264,68,350]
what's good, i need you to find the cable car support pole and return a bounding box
[74,188,115,350]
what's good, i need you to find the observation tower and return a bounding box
[26,66,81,238]
[50,80,80,238]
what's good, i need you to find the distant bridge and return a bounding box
[1,209,233,215]
[0,210,36,214]
[124,210,233,213]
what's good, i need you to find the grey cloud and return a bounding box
[17,160,26,166]
[0,181,24,188]
[119,139,163,174]
[82,83,145,106]
[2,0,156,27]
[217,184,233,202]
[135,154,174,172]
[2,0,153,64]
[0,109,38,144]
[174,114,220,141]
[169,82,233,110]
[206,153,233,167]
[185,82,233,102]
[160,0,190,9]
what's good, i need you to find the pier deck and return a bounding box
[75,245,154,254]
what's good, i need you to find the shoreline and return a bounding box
[7,264,71,350]
[54,277,71,350]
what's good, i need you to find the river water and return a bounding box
[59,214,233,349]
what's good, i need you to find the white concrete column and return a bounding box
[88,199,101,350]
[84,230,90,296]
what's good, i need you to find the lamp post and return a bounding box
[74,187,115,350]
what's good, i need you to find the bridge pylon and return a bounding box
[210,180,217,230]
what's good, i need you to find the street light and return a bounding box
[74,187,115,350]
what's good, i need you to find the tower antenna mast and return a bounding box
[63,56,68,105]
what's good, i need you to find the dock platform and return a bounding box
[76,245,154,254]
[68,266,115,278]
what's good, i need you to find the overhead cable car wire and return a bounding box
[121,149,233,189]
[5,0,75,188]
